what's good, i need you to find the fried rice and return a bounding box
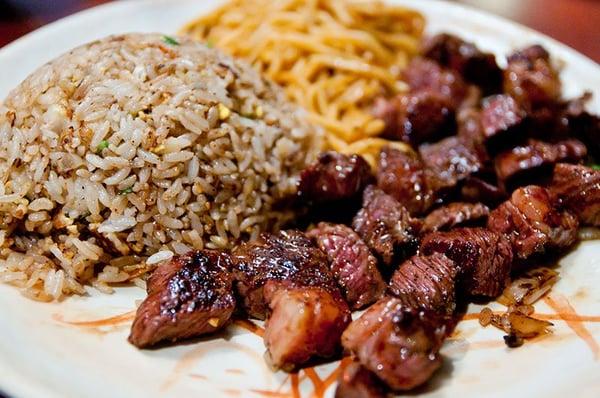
[0,33,322,301]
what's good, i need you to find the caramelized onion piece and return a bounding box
[479,307,553,347]
[498,267,559,306]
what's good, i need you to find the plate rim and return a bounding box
[0,1,599,398]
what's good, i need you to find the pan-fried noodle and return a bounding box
[180,0,424,165]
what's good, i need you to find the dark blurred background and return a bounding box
[0,0,599,62]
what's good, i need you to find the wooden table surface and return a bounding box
[1,0,599,63]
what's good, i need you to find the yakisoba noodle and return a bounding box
[180,0,424,166]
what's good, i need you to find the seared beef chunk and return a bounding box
[352,186,420,267]
[461,176,507,206]
[231,229,342,319]
[550,163,600,226]
[419,136,488,195]
[335,363,388,398]
[457,108,484,144]
[263,283,350,370]
[421,202,489,233]
[402,58,468,108]
[342,297,449,391]
[298,152,372,203]
[232,230,350,369]
[306,223,386,309]
[480,95,527,147]
[388,253,458,315]
[422,33,503,95]
[421,228,513,298]
[129,250,235,348]
[504,45,561,109]
[563,98,600,159]
[488,185,579,261]
[377,147,433,215]
[373,92,456,145]
[495,139,587,190]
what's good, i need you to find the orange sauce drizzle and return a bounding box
[250,390,293,398]
[461,311,600,323]
[233,319,265,337]
[303,368,323,397]
[225,368,245,375]
[53,310,136,327]
[544,295,600,360]
[320,357,352,395]
[290,373,300,398]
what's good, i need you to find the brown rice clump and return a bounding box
[0,33,322,301]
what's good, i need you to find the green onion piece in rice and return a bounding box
[96,140,109,153]
[120,187,133,195]
[162,35,179,46]
[206,39,214,48]
[591,164,600,170]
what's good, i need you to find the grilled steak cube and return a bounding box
[402,58,467,109]
[563,98,600,160]
[419,136,488,195]
[495,139,587,190]
[422,33,503,95]
[377,147,433,215]
[373,91,455,145]
[129,250,235,348]
[460,176,507,206]
[504,45,561,109]
[388,253,458,315]
[306,223,386,310]
[342,296,449,391]
[480,94,527,147]
[421,202,489,233]
[298,152,372,203]
[352,186,420,267]
[457,108,484,145]
[335,363,388,398]
[487,185,579,261]
[263,282,350,370]
[232,230,350,369]
[231,229,342,319]
[550,163,600,226]
[421,228,513,298]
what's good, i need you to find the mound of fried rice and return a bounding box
[0,33,321,301]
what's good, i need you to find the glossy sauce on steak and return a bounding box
[373,91,455,145]
[422,33,503,95]
[342,296,449,391]
[232,230,350,369]
[487,185,579,261]
[495,139,587,190]
[504,45,561,109]
[421,228,513,298]
[298,152,372,203]
[231,229,342,319]
[352,186,421,267]
[129,250,235,348]
[419,135,488,195]
[421,202,489,233]
[377,147,433,215]
[402,57,468,109]
[388,253,458,315]
[263,283,350,370]
[550,163,600,226]
[307,223,386,309]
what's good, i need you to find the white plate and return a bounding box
[1,1,600,397]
